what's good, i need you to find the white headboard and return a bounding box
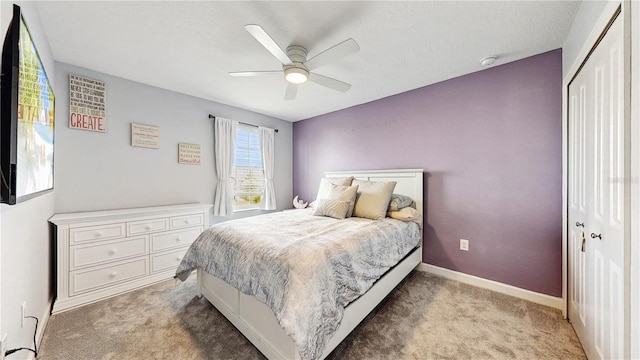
[324,169,424,215]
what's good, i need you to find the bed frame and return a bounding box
[196,169,424,359]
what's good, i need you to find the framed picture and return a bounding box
[131,123,160,149]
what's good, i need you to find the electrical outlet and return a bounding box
[460,239,469,251]
[1,333,8,360]
[21,302,26,328]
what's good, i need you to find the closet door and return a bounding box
[567,13,624,360]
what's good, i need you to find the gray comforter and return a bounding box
[175,209,421,360]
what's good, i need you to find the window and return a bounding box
[232,126,264,210]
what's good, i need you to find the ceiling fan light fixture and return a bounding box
[234,25,358,99]
[284,66,309,84]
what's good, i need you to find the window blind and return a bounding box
[233,127,264,209]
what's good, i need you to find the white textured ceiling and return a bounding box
[35,1,580,122]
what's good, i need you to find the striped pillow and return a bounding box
[325,184,359,217]
[313,199,351,219]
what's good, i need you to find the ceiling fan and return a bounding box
[229,24,359,100]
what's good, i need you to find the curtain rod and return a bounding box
[208,114,278,133]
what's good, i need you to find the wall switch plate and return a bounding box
[1,333,8,360]
[460,239,469,251]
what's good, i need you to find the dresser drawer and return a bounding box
[151,227,202,253]
[70,258,148,296]
[151,248,188,274]
[70,223,126,244]
[70,236,149,270]
[170,214,204,229]
[127,218,169,236]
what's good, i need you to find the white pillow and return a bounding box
[325,183,359,217]
[313,199,351,219]
[352,179,397,220]
[314,176,354,204]
[387,207,423,228]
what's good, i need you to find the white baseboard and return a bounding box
[25,296,53,360]
[418,263,563,310]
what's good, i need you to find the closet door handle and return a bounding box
[590,233,602,239]
[577,222,586,252]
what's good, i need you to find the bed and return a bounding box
[176,169,424,360]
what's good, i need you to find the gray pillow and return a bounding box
[387,194,414,212]
[352,179,397,220]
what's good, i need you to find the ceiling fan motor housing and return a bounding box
[286,45,308,63]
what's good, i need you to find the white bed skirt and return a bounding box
[197,245,422,360]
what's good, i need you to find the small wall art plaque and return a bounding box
[131,123,160,149]
[178,143,201,165]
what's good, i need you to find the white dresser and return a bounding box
[49,203,211,314]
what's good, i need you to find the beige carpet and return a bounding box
[37,271,585,360]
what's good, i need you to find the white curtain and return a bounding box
[213,117,238,216]
[259,127,276,210]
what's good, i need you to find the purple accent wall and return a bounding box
[293,49,563,297]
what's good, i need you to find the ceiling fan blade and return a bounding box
[284,84,298,100]
[305,38,359,70]
[308,73,352,92]
[229,70,283,77]
[244,24,292,65]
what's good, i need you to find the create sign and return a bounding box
[69,74,107,132]
[70,113,105,131]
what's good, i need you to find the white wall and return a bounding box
[54,63,293,222]
[1,193,54,357]
[0,1,56,358]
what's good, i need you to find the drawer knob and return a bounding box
[176,257,181,262]
[184,220,189,224]
[109,271,118,278]
[176,237,182,242]
[109,248,118,255]
[145,225,152,230]
[95,231,104,238]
